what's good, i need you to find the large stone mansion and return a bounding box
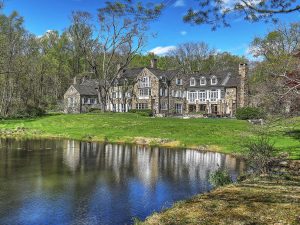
[64,59,248,116]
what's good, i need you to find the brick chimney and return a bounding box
[150,58,158,69]
[238,63,248,108]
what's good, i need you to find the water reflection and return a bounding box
[0,138,245,225]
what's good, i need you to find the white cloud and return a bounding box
[174,0,185,7]
[149,46,177,56]
[180,31,187,36]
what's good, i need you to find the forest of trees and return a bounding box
[0,0,299,117]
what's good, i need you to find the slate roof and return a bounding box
[185,69,240,88]
[73,79,99,96]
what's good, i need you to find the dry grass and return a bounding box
[142,175,300,225]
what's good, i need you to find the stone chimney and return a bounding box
[73,76,77,85]
[150,58,158,69]
[238,63,249,108]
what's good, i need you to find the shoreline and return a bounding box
[0,131,246,160]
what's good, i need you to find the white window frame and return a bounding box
[211,76,217,85]
[139,88,151,97]
[188,91,197,103]
[199,90,206,102]
[140,76,151,88]
[200,77,206,86]
[190,77,196,86]
[210,89,219,102]
[176,78,183,85]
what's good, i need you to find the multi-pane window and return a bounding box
[82,97,97,105]
[136,103,148,110]
[199,90,206,102]
[200,77,206,86]
[176,78,183,85]
[140,77,151,88]
[211,76,217,85]
[68,97,75,107]
[175,90,182,98]
[175,103,183,114]
[190,77,196,86]
[160,88,168,97]
[188,91,197,103]
[210,89,218,101]
[160,102,168,110]
[139,88,151,97]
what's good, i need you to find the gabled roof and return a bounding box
[73,79,98,96]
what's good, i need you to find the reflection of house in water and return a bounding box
[62,140,245,186]
[63,140,81,172]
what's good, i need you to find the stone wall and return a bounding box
[64,86,81,113]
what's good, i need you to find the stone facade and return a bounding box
[64,60,248,116]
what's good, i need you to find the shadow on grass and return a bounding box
[285,129,300,140]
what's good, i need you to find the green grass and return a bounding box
[0,113,299,159]
[141,175,300,225]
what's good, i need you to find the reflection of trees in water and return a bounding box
[62,140,245,187]
[0,138,245,225]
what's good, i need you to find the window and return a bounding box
[139,88,151,97]
[211,76,217,85]
[112,92,117,99]
[140,77,151,88]
[199,90,206,102]
[200,77,206,86]
[175,103,183,114]
[160,102,168,110]
[136,103,148,110]
[90,98,96,105]
[121,104,126,112]
[190,77,196,86]
[188,91,197,103]
[68,97,75,107]
[176,78,183,85]
[160,88,168,97]
[210,89,219,102]
[175,90,182,98]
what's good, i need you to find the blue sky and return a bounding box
[3,0,299,59]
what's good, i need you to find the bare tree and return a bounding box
[169,42,215,73]
[69,1,162,111]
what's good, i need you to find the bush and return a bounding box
[13,105,46,118]
[245,136,277,174]
[236,107,266,120]
[209,168,232,188]
[128,109,153,117]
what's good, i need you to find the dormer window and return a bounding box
[200,77,206,86]
[190,77,196,86]
[176,78,183,85]
[211,76,217,85]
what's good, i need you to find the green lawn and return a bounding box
[141,175,300,225]
[0,113,299,159]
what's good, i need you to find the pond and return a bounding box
[0,138,245,225]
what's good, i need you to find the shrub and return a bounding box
[128,109,153,117]
[209,168,232,188]
[245,136,277,174]
[13,105,46,118]
[236,107,266,120]
[89,108,102,113]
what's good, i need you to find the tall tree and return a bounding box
[68,1,162,111]
[250,23,300,114]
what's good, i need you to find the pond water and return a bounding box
[0,138,245,225]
